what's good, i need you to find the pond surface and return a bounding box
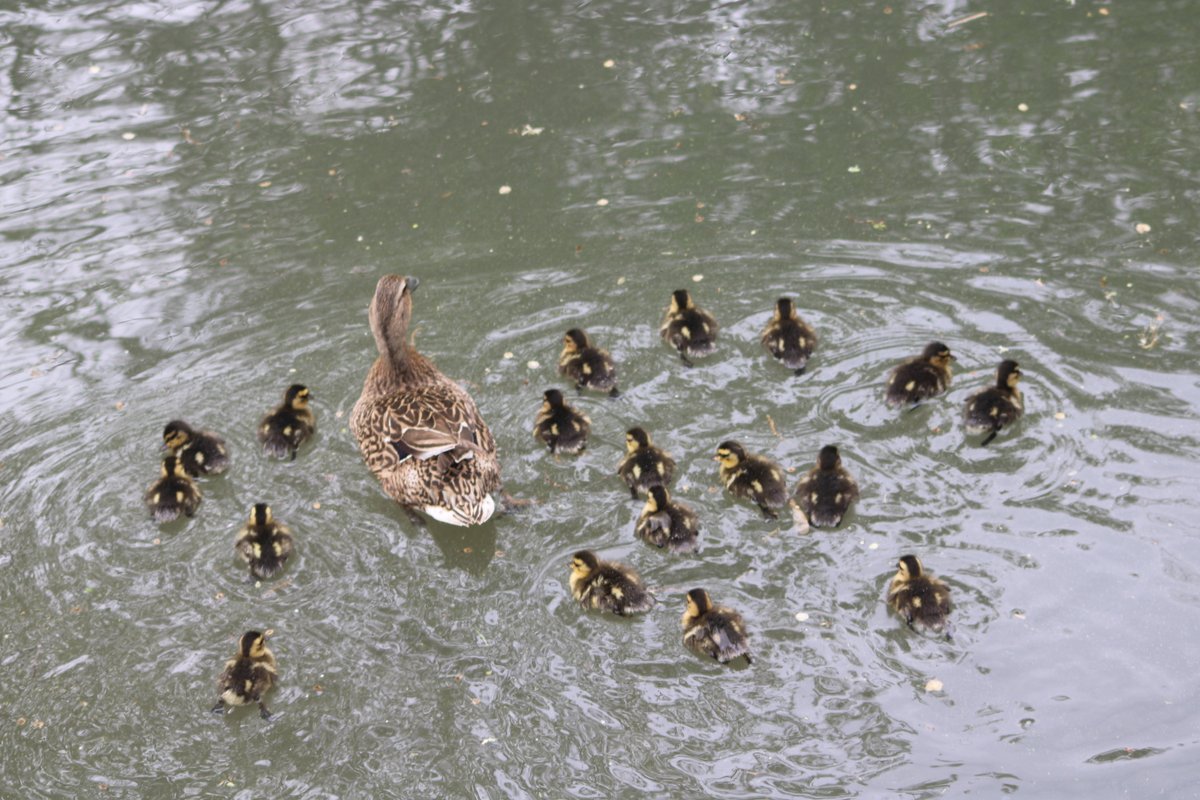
[2,0,1199,796]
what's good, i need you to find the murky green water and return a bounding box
[3,0,1199,796]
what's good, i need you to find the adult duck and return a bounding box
[351,275,501,526]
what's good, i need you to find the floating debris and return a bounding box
[925,678,944,693]
[498,185,512,195]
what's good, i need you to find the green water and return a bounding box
[3,1,1199,796]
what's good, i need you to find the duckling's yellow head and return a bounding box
[896,555,924,581]
[817,444,841,471]
[562,329,589,353]
[251,503,273,527]
[368,274,420,355]
[685,588,713,616]
[922,341,955,368]
[570,550,600,578]
[238,629,273,658]
[285,384,311,409]
[669,289,694,314]
[774,297,796,320]
[625,427,651,452]
[713,440,746,468]
[162,420,194,451]
[645,485,669,513]
[161,456,187,479]
[998,359,1022,389]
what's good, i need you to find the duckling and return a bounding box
[235,503,294,580]
[963,359,1023,445]
[558,329,620,397]
[636,485,699,553]
[532,389,590,454]
[885,342,956,408]
[616,427,676,500]
[144,456,201,522]
[887,555,952,638]
[761,297,818,375]
[793,445,860,528]
[682,588,752,665]
[568,550,656,616]
[713,440,788,519]
[660,289,719,366]
[259,384,315,460]
[162,420,230,477]
[212,629,278,720]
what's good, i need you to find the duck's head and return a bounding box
[922,341,955,368]
[625,427,651,452]
[713,440,747,468]
[669,289,694,314]
[645,484,669,513]
[238,629,273,658]
[250,503,273,527]
[997,359,1022,389]
[542,388,565,408]
[161,456,187,479]
[562,328,590,353]
[774,297,796,320]
[284,384,311,409]
[570,550,600,578]
[368,274,420,356]
[685,588,713,616]
[896,555,924,581]
[817,444,841,470]
[162,420,195,451]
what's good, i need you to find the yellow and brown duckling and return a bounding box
[793,445,860,528]
[617,427,676,500]
[682,588,751,665]
[533,388,590,455]
[660,289,719,367]
[235,503,294,580]
[884,341,956,408]
[212,629,278,720]
[568,550,656,616]
[963,359,1023,445]
[162,420,229,477]
[713,440,788,519]
[259,384,316,460]
[636,485,699,553]
[144,455,201,522]
[887,555,952,638]
[761,297,818,375]
[558,328,620,397]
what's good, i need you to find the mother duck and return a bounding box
[351,275,502,526]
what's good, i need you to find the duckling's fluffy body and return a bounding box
[887,555,952,637]
[617,427,675,500]
[558,329,620,396]
[259,385,316,460]
[761,297,817,375]
[660,289,718,366]
[885,342,955,408]
[212,630,278,719]
[351,275,501,527]
[163,420,229,477]
[144,456,201,522]
[794,445,859,528]
[569,550,656,616]
[682,588,752,664]
[963,360,1023,445]
[636,486,699,553]
[532,389,590,454]
[235,503,294,580]
[714,440,788,519]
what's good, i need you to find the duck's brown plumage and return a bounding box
[259,385,315,460]
[682,588,751,664]
[761,297,817,375]
[635,485,699,553]
[163,420,229,476]
[887,555,952,637]
[963,359,1023,445]
[616,427,675,500]
[568,550,656,616]
[235,503,294,580]
[660,289,719,366]
[533,388,590,454]
[884,342,955,408]
[351,275,501,527]
[144,456,201,522]
[793,445,859,528]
